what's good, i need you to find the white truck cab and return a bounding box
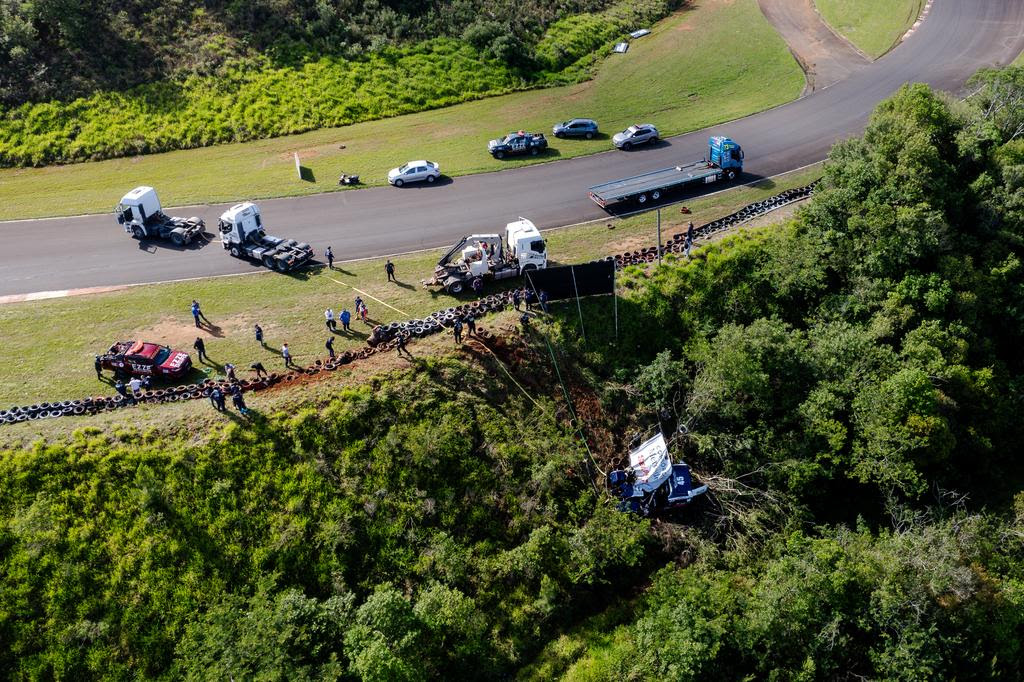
[116,186,162,228]
[218,202,264,245]
[505,218,547,271]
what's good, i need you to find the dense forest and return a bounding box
[0,0,676,165]
[4,73,1024,678]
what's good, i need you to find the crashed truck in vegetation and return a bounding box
[608,432,707,517]
[115,186,205,245]
[425,218,548,294]
[218,202,315,272]
[588,136,744,208]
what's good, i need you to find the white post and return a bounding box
[657,207,662,267]
[294,152,301,180]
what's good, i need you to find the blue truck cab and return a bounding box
[709,136,743,177]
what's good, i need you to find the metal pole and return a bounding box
[571,265,586,345]
[657,207,662,267]
[612,264,618,343]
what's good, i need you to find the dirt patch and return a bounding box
[278,149,321,162]
[131,313,263,348]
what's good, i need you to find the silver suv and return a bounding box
[612,124,659,150]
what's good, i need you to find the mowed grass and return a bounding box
[0,165,822,407]
[0,0,803,220]
[814,0,923,58]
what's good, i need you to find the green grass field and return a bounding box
[814,0,923,58]
[0,0,803,221]
[0,165,821,412]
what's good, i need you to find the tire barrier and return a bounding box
[2,183,818,427]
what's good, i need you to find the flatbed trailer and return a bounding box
[588,136,743,208]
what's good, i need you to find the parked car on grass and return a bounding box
[552,118,598,139]
[488,131,548,159]
[100,341,192,379]
[613,124,659,150]
[388,160,441,186]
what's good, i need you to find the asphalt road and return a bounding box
[2,0,1024,297]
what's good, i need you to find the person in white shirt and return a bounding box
[325,308,336,331]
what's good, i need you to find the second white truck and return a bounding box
[426,218,548,294]
[217,202,315,272]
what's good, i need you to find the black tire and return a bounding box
[263,256,275,269]
[426,175,436,183]
[230,246,241,258]
[394,178,404,187]
[171,232,184,246]
[495,150,505,159]
[275,259,288,272]
[585,132,594,140]
[131,226,144,239]
[622,142,632,151]
[726,169,737,181]
[637,194,647,204]
[530,147,538,156]
[447,280,465,295]
[650,136,659,144]
[652,190,661,200]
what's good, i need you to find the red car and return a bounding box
[101,340,192,379]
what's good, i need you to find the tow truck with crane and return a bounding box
[217,202,316,272]
[115,186,206,245]
[424,218,548,294]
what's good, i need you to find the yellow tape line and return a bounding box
[327,277,410,317]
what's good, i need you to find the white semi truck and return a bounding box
[115,186,205,245]
[426,218,548,294]
[217,202,315,272]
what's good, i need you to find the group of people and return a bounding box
[208,383,250,416]
[509,286,549,314]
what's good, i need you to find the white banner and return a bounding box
[629,433,671,494]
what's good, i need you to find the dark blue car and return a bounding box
[552,118,598,139]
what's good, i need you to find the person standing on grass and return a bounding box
[225,363,237,381]
[231,387,250,416]
[325,246,334,270]
[396,332,413,358]
[209,387,225,412]
[684,235,693,259]
[94,355,103,379]
[128,376,142,398]
[512,288,521,311]
[250,361,267,378]
[453,319,463,344]
[193,337,208,362]
[360,304,369,324]
[114,379,128,398]
[254,324,264,345]
[525,288,536,311]
[282,343,295,369]
[686,221,695,243]
[385,260,396,282]
[354,296,364,315]
[191,300,201,327]
[325,308,336,331]
[465,314,476,337]
[326,336,336,359]
[141,375,151,391]
[539,290,549,314]
[340,308,351,331]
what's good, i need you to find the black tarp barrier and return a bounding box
[524,260,615,301]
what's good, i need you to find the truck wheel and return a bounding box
[171,232,184,246]
[263,256,275,269]
[230,246,241,258]
[652,190,661,200]
[447,280,465,295]
[394,178,404,187]
[726,169,737,180]
[426,175,436,183]
[495,151,505,159]
[637,194,647,204]
[275,259,288,272]
[622,142,633,151]
[131,226,144,239]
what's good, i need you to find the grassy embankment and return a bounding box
[0,165,822,420]
[0,0,804,220]
[814,0,924,58]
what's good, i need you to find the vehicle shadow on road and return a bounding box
[392,175,454,188]
[136,234,213,253]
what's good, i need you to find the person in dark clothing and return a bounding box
[326,336,336,359]
[512,288,521,311]
[385,260,396,282]
[141,375,152,390]
[453,319,463,344]
[193,337,208,362]
[282,343,296,369]
[520,312,531,331]
[114,379,128,398]
[94,355,103,379]
[525,289,536,311]
[396,332,413,358]
[471,277,483,295]
[250,361,268,378]
[231,388,250,416]
[254,324,264,345]
[340,308,352,331]
[225,363,237,381]
[539,290,549,314]
[685,221,695,243]
[325,246,334,270]
[209,387,225,412]
[191,299,209,326]
[465,315,476,336]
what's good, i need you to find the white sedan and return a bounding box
[388,160,441,186]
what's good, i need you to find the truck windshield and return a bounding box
[117,204,134,222]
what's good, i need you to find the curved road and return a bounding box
[2,0,1024,298]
